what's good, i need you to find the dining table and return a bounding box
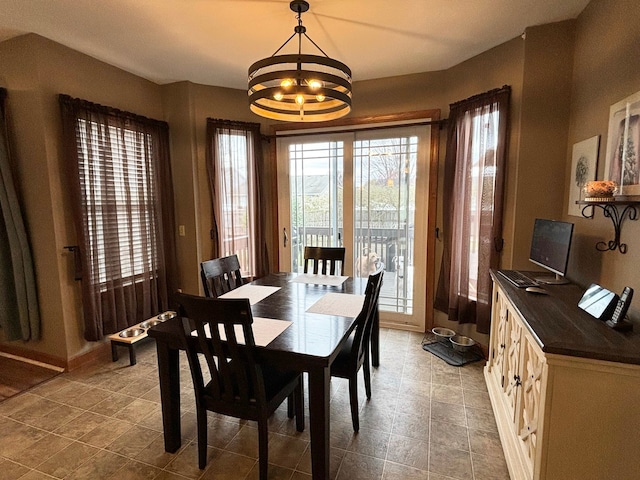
[147,272,372,480]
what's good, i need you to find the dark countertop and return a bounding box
[491,270,640,365]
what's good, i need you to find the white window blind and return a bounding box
[77,119,158,287]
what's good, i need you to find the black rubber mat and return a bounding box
[422,337,484,367]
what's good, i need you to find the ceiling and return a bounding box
[0,0,590,90]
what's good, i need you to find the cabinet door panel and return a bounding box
[504,313,523,422]
[490,291,509,389]
[518,334,546,471]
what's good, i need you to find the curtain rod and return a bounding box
[263,118,448,141]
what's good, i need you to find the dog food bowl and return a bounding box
[119,327,145,338]
[450,334,476,352]
[139,319,162,329]
[432,327,456,343]
[157,311,176,321]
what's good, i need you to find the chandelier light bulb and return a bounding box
[273,92,284,101]
[281,79,294,88]
[316,94,325,102]
[308,79,322,89]
[295,94,305,105]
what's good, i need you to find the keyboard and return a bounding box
[497,270,538,288]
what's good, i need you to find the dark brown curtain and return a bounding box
[205,118,268,279]
[0,88,41,341]
[435,86,510,334]
[59,95,178,341]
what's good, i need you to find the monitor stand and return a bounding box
[534,273,569,285]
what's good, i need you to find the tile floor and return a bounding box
[0,329,509,479]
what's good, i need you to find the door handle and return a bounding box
[283,228,288,247]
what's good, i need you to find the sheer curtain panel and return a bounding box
[206,119,267,279]
[59,95,177,341]
[0,88,41,341]
[435,86,510,334]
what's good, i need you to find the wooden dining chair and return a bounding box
[200,254,244,297]
[173,292,305,477]
[330,265,384,432]
[303,246,346,275]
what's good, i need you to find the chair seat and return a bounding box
[203,365,300,407]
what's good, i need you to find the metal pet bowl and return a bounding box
[139,319,162,329]
[432,327,456,343]
[119,327,145,338]
[157,311,177,321]
[450,334,476,352]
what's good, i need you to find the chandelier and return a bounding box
[248,0,352,122]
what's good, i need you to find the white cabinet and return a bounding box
[485,278,640,480]
[487,286,546,479]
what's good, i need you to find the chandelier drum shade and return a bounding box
[248,0,352,122]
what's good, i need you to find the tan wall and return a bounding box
[564,0,640,311]
[0,34,164,365]
[161,82,274,295]
[511,21,576,270]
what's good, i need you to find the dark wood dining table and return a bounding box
[147,272,371,480]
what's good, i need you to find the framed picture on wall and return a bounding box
[604,90,640,195]
[568,135,599,217]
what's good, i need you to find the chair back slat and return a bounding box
[303,246,346,275]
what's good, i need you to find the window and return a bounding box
[276,122,433,328]
[60,95,176,340]
[77,120,157,286]
[435,86,510,334]
[466,109,500,300]
[206,119,265,279]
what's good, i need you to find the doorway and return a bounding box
[276,118,437,331]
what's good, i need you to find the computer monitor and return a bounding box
[529,218,574,284]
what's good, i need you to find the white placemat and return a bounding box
[291,274,348,286]
[218,284,281,305]
[306,292,365,318]
[192,317,292,346]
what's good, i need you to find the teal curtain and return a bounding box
[0,88,40,341]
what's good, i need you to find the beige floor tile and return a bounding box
[465,406,498,433]
[431,400,466,427]
[79,417,136,448]
[335,451,385,480]
[391,410,430,440]
[429,442,473,480]
[471,452,510,480]
[0,457,30,480]
[3,432,72,468]
[108,459,162,479]
[430,420,470,452]
[64,449,124,480]
[431,384,464,406]
[198,450,255,480]
[106,424,161,458]
[346,426,390,459]
[382,461,429,480]
[468,428,504,458]
[386,434,429,471]
[35,441,100,478]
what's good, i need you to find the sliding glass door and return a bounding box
[277,124,432,329]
